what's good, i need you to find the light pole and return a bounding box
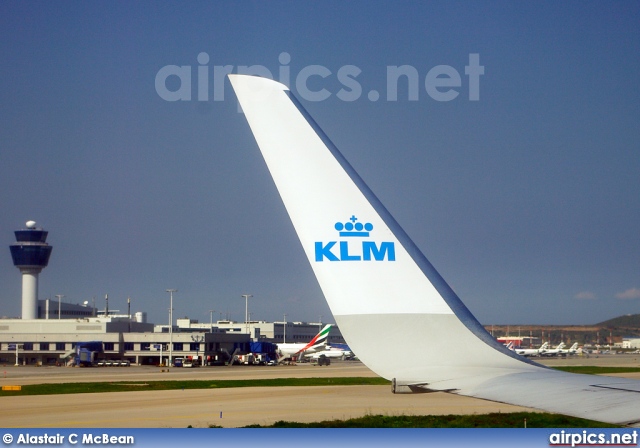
[241,294,252,337]
[283,313,287,343]
[55,294,64,319]
[208,309,215,333]
[166,289,177,366]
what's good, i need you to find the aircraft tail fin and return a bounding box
[294,323,332,355]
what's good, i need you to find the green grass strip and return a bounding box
[552,366,640,375]
[0,377,390,397]
[3,367,639,397]
[237,412,619,428]
[3,367,640,396]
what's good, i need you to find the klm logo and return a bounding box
[314,216,396,262]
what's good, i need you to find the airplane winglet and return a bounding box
[230,74,640,426]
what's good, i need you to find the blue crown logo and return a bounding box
[334,215,373,237]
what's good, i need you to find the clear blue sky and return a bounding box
[1,1,638,326]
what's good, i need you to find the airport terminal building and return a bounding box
[0,311,346,365]
[0,316,345,366]
[0,316,246,366]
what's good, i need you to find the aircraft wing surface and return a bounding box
[229,74,640,426]
[401,367,640,426]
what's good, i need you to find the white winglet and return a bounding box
[230,74,640,426]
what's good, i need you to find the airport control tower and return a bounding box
[10,221,53,319]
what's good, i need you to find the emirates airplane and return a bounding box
[229,74,640,426]
[276,324,332,361]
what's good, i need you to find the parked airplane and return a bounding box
[558,342,580,356]
[229,74,640,426]
[540,342,566,357]
[515,342,549,357]
[276,324,332,361]
[305,344,353,360]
